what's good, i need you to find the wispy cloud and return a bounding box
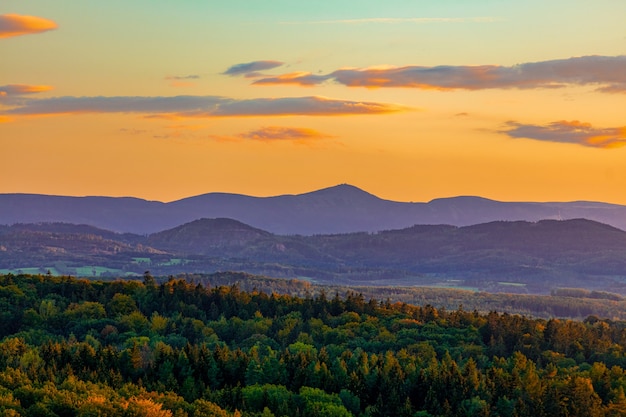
[253,72,329,87]
[223,60,284,77]
[282,17,500,25]
[209,126,334,144]
[0,84,54,109]
[0,84,54,96]
[238,126,333,141]
[165,75,200,80]
[502,120,626,149]
[1,95,407,119]
[0,14,58,38]
[119,128,148,135]
[164,75,201,88]
[251,56,626,92]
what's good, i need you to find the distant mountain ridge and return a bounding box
[1,184,625,234]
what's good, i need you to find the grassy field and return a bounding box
[132,257,152,264]
[160,258,186,266]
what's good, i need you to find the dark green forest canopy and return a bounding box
[1,273,626,416]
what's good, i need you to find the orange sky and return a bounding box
[1,1,625,204]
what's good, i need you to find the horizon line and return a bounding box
[0,183,623,206]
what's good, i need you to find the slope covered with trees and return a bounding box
[2,218,626,294]
[2,273,626,416]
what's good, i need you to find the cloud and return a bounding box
[119,128,148,135]
[1,95,407,119]
[252,56,626,92]
[223,60,284,77]
[0,84,54,106]
[164,124,205,131]
[164,75,200,80]
[0,84,54,95]
[211,96,406,117]
[0,14,58,38]
[282,17,500,25]
[209,126,334,144]
[502,120,626,149]
[164,75,201,88]
[253,72,330,87]
[237,126,333,141]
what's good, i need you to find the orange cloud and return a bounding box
[251,56,626,92]
[119,128,148,135]
[208,126,334,145]
[165,124,205,130]
[0,84,54,107]
[502,120,626,149]
[0,84,54,95]
[0,14,58,38]
[238,126,333,141]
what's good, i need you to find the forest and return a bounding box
[2,272,626,416]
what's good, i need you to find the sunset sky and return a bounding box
[2,1,625,204]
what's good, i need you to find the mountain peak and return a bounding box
[300,183,382,201]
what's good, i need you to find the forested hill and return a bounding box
[2,184,626,234]
[3,218,626,294]
[1,273,626,416]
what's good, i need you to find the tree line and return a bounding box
[1,272,626,416]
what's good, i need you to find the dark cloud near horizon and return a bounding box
[1,95,406,118]
[502,120,626,149]
[223,60,284,76]
[252,56,626,92]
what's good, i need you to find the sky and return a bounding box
[1,0,625,204]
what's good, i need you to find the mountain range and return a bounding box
[1,184,626,235]
[2,218,626,295]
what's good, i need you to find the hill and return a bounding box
[147,218,273,255]
[0,223,165,276]
[2,218,626,294]
[1,184,626,234]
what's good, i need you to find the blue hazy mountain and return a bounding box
[1,184,625,234]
